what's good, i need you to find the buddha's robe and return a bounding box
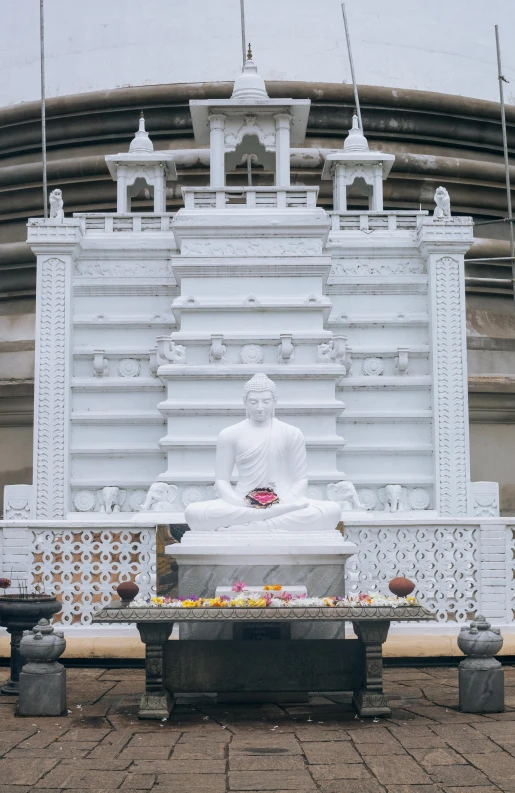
[185,418,341,533]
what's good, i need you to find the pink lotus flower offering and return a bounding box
[245,487,280,508]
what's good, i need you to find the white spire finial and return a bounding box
[129,111,154,154]
[343,113,369,153]
[231,45,269,102]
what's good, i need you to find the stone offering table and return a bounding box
[93,603,435,719]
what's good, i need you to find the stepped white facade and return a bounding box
[1,55,511,632]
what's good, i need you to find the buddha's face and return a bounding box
[245,389,275,422]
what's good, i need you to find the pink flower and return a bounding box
[278,591,293,602]
[231,580,247,592]
[263,592,273,605]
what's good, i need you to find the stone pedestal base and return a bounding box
[170,533,357,641]
[459,659,504,713]
[18,665,66,716]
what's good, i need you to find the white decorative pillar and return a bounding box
[27,220,82,519]
[274,113,291,188]
[153,165,166,212]
[372,166,384,211]
[209,114,226,188]
[116,165,128,212]
[418,218,474,516]
[333,165,347,211]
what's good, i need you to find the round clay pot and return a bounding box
[117,581,139,602]
[389,576,415,597]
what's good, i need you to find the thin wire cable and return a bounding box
[240,0,246,68]
[341,3,362,131]
[495,24,514,296]
[40,0,47,218]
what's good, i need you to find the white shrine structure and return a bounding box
[2,53,512,642]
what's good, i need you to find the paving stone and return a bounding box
[228,770,316,790]
[5,743,95,759]
[0,787,33,793]
[302,741,363,764]
[318,781,386,793]
[441,788,501,793]
[229,755,306,770]
[0,758,58,786]
[34,768,127,789]
[357,742,408,756]
[295,729,352,742]
[309,765,372,781]
[86,730,132,758]
[60,729,111,742]
[155,773,226,792]
[461,750,515,777]
[120,774,154,789]
[409,748,467,766]
[230,738,301,756]
[177,731,231,743]
[386,787,440,793]
[61,759,133,770]
[428,765,492,786]
[17,729,68,748]
[133,758,226,774]
[128,732,181,746]
[172,741,226,759]
[366,755,432,785]
[117,745,171,759]
[349,726,396,743]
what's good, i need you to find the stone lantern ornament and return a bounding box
[458,615,504,713]
[18,618,66,716]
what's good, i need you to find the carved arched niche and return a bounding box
[225,133,275,182]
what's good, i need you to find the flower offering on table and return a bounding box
[132,592,420,609]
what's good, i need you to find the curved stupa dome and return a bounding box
[343,114,369,153]
[231,46,269,102]
[129,112,154,154]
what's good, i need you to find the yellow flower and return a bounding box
[248,598,267,607]
[151,597,164,605]
[263,585,282,591]
[406,595,418,604]
[182,599,200,608]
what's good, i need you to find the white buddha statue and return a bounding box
[185,373,342,533]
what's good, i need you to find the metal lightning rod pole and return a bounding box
[341,3,362,131]
[240,0,246,68]
[239,0,252,185]
[494,24,515,297]
[40,0,48,218]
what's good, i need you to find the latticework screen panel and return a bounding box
[30,528,155,625]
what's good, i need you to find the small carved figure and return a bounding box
[327,481,364,511]
[157,336,187,364]
[96,486,126,513]
[49,189,64,220]
[433,186,451,219]
[379,484,406,513]
[140,482,178,512]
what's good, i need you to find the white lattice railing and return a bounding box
[28,527,155,625]
[182,186,319,210]
[329,211,424,233]
[0,520,512,626]
[344,524,479,623]
[77,214,174,233]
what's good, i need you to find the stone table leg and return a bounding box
[352,620,391,718]
[137,622,174,719]
[1,629,24,695]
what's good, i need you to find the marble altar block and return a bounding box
[167,532,357,639]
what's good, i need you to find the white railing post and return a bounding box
[479,522,510,623]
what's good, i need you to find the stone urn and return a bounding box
[458,614,503,666]
[20,619,66,669]
[0,595,62,694]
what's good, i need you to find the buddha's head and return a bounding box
[243,373,277,422]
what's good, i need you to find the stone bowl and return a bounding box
[0,595,62,632]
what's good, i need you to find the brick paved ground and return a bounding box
[1,665,515,792]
